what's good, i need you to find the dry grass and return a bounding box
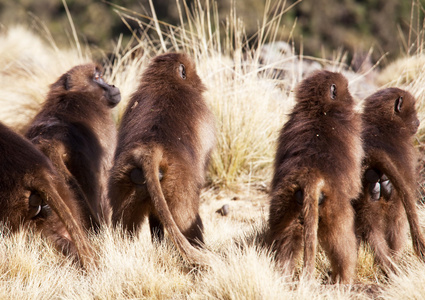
[2,192,423,299]
[1,0,425,298]
[0,26,91,132]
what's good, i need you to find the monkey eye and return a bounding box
[330,84,337,100]
[395,96,403,113]
[179,64,187,80]
[28,192,43,219]
[94,72,103,81]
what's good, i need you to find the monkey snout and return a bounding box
[108,87,122,107]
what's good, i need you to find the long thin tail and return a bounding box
[42,177,95,269]
[140,147,209,265]
[301,173,325,280]
[367,149,425,261]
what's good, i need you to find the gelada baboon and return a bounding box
[25,63,121,229]
[0,122,93,267]
[354,88,425,273]
[109,53,215,265]
[268,70,363,283]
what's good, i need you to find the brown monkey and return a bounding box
[0,122,94,268]
[25,63,121,229]
[268,70,363,283]
[353,88,425,273]
[108,53,215,265]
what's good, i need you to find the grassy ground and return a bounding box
[1,190,425,299]
[1,0,425,298]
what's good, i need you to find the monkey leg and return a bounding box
[319,203,357,284]
[118,199,149,236]
[385,200,408,257]
[272,221,303,277]
[168,199,204,248]
[355,197,397,274]
[368,231,397,275]
[109,175,149,235]
[268,201,303,277]
[185,214,204,248]
[149,213,165,242]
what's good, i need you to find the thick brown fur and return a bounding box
[108,53,215,265]
[268,70,363,283]
[354,88,425,273]
[0,122,94,268]
[25,63,121,229]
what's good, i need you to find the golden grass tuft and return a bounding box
[2,196,408,299]
[0,26,91,132]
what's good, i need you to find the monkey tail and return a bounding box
[368,150,425,261]
[139,146,210,266]
[41,175,96,269]
[300,170,325,280]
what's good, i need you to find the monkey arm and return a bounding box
[366,149,425,261]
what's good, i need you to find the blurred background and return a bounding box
[0,0,423,66]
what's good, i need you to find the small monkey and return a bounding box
[109,53,215,265]
[354,88,425,273]
[268,70,363,283]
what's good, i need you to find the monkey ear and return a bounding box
[330,84,336,100]
[394,96,403,113]
[52,73,71,90]
[179,64,187,80]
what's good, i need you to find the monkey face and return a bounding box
[93,68,121,108]
[53,63,121,108]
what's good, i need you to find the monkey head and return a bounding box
[142,53,206,93]
[52,63,121,108]
[295,70,354,112]
[363,88,419,135]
